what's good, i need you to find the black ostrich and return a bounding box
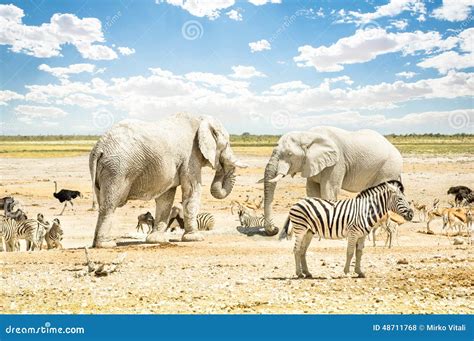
[447,186,472,206]
[53,181,82,215]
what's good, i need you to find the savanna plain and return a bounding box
[0,135,473,314]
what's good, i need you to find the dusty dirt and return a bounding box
[0,153,473,314]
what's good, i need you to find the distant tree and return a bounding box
[242,132,250,136]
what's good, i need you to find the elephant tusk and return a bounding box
[268,173,285,183]
[233,160,248,168]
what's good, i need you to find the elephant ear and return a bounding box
[301,135,339,178]
[198,119,217,169]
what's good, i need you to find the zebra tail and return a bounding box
[279,216,292,240]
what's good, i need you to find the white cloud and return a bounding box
[157,0,281,19]
[117,46,136,55]
[347,0,425,23]
[229,65,266,79]
[294,28,458,72]
[263,81,310,95]
[15,105,67,124]
[417,51,474,74]
[226,9,242,21]
[60,93,108,108]
[390,19,408,30]
[248,0,281,5]
[157,0,235,20]
[396,71,417,79]
[0,4,116,60]
[38,63,100,79]
[432,0,473,21]
[324,75,354,85]
[290,109,473,133]
[249,39,271,53]
[11,66,473,133]
[417,28,474,74]
[75,43,118,60]
[0,90,23,105]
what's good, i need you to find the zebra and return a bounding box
[45,218,63,250]
[237,209,265,228]
[280,181,413,279]
[0,217,47,252]
[166,204,215,232]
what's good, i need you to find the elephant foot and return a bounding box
[182,231,204,242]
[93,240,117,248]
[146,231,169,244]
[265,226,279,236]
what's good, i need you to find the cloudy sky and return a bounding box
[0,0,473,135]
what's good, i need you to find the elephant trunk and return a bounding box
[210,162,236,199]
[263,150,280,236]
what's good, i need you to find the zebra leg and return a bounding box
[354,236,366,278]
[293,232,305,279]
[301,231,314,278]
[344,234,358,275]
[371,225,378,247]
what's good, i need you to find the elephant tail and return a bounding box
[89,147,103,210]
[279,216,292,240]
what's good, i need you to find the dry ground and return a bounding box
[0,152,473,314]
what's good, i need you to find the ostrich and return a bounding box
[53,181,82,215]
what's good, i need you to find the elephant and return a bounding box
[260,126,403,236]
[89,112,246,248]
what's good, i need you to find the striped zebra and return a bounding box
[237,209,265,228]
[0,217,47,252]
[280,181,413,279]
[45,218,63,249]
[167,204,215,232]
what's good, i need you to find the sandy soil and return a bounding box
[0,153,473,314]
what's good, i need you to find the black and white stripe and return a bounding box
[45,218,63,249]
[196,213,215,231]
[0,217,44,252]
[280,181,413,279]
[238,209,265,228]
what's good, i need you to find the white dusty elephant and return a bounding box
[260,126,403,235]
[89,113,246,248]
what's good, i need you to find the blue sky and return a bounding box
[0,0,473,135]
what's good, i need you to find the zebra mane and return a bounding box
[356,180,404,198]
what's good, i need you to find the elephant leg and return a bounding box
[181,182,204,242]
[301,231,314,278]
[320,172,343,201]
[344,233,358,275]
[146,187,177,244]
[92,206,117,248]
[354,236,366,278]
[306,180,321,198]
